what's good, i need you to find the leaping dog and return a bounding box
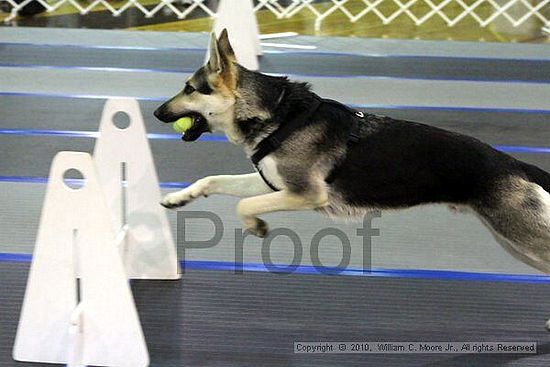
[154,30,550,285]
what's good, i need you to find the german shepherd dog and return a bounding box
[155,31,550,282]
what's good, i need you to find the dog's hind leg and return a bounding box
[474,178,550,272]
[237,189,329,237]
[473,178,550,329]
[161,172,273,209]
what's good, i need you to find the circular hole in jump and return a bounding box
[63,168,85,190]
[112,111,131,130]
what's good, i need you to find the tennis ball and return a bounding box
[173,116,193,133]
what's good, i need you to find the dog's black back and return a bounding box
[321,106,523,208]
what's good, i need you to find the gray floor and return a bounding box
[3,27,550,60]
[3,43,550,82]
[3,66,550,110]
[3,262,550,367]
[1,28,550,366]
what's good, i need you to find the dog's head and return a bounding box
[154,29,238,141]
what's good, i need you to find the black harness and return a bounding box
[250,96,364,191]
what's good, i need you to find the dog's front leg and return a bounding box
[161,172,273,209]
[237,190,329,237]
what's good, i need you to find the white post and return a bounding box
[67,302,85,367]
[213,0,262,70]
[13,152,149,367]
[93,98,181,280]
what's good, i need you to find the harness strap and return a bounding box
[251,96,322,166]
[257,167,281,192]
[251,97,363,191]
[324,114,361,184]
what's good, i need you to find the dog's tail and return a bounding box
[519,161,550,194]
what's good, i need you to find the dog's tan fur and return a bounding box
[159,30,332,235]
[155,29,550,329]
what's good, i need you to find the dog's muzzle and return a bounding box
[180,114,210,142]
[153,105,210,142]
[153,104,177,123]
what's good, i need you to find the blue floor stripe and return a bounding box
[0,175,190,189]
[2,63,549,84]
[183,260,550,284]
[493,145,550,154]
[0,176,48,184]
[0,41,207,53]
[0,129,100,138]
[1,91,550,115]
[347,103,550,115]
[0,253,32,262]
[0,129,548,154]
[0,129,228,142]
[0,91,164,101]
[2,41,550,62]
[0,63,176,75]
[1,253,549,284]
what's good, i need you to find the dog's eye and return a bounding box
[183,85,195,95]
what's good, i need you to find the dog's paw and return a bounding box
[244,217,269,238]
[160,191,191,209]
[160,180,211,210]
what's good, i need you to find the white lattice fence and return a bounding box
[2,0,549,31]
[303,0,550,30]
[1,0,215,21]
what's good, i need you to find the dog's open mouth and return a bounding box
[178,113,210,142]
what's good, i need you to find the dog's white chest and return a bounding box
[257,156,285,190]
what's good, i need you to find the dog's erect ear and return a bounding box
[207,32,223,74]
[207,29,237,86]
[217,28,236,62]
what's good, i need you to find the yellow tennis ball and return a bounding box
[173,116,193,133]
